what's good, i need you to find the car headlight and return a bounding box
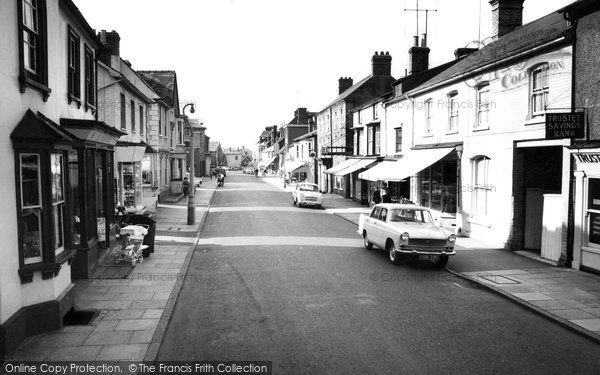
[299,193,305,199]
[400,232,409,242]
[447,234,456,246]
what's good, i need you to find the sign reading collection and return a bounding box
[545,112,585,139]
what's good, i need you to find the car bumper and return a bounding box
[394,247,456,256]
[299,200,322,206]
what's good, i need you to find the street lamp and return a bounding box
[182,103,196,225]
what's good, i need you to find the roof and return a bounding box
[208,141,221,152]
[137,71,177,108]
[408,11,572,95]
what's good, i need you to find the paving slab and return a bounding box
[96,344,149,361]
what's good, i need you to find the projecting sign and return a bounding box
[545,112,584,139]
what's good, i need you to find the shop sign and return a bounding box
[545,112,584,139]
[573,153,600,164]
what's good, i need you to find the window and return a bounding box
[587,178,600,246]
[20,153,43,264]
[354,129,361,156]
[158,107,162,135]
[367,125,380,155]
[120,93,126,130]
[373,105,379,119]
[374,126,380,155]
[18,0,49,99]
[395,126,402,153]
[357,111,362,124]
[84,45,95,111]
[531,64,549,116]
[130,100,135,132]
[178,120,183,144]
[50,153,65,255]
[424,99,432,135]
[476,83,490,129]
[139,106,144,135]
[472,156,490,216]
[67,26,80,104]
[448,92,459,133]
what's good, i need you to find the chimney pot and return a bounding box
[339,77,354,94]
[372,52,392,76]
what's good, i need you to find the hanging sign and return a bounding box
[545,112,584,139]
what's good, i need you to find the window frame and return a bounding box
[395,126,402,153]
[424,99,433,136]
[475,83,491,130]
[17,0,51,100]
[84,44,95,113]
[447,91,459,134]
[139,105,144,135]
[530,63,550,117]
[120,93,126,130]
[67,25,81,106]
[130,99,136,133]
[472,156,491,217]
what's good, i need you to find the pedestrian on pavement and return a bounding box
[210,171,213,180]
[182,177,190,197]
[372,187,381,204]
[381,183,391,203]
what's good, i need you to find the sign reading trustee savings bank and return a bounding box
[545,112,585,139]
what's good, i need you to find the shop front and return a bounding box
[60,118,125,279]
[115,142,147,214]
[572,150,600,273]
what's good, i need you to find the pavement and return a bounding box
[262,176,600,344]
[7,179,217,362]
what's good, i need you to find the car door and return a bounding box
[376,208,389,246]
[365,206,382,247]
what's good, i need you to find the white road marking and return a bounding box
[156,235,363,248]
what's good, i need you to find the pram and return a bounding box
[114,224,149,266]
[217,175,224,187]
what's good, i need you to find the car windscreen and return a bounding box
[389,209,434,224]
[299,185,318,192]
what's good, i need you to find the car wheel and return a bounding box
[363,231,373,250]
[435,255,449,267]
[387,241,401,265]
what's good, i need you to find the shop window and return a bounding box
[120,163,141,209]
[475,83,490,130]
[424,99,433,135]
[472,156,490,216]
[587,178,600,246]
[20,153,43,264]
[18,0,50,99]
[530,64,549,117]
[67,26,80,106]
[84,45,95,112]
[50,153,65,255]
[447,91,459,133]
[68,151,82,246]
[419,160,457,214]
[335,176,344,190]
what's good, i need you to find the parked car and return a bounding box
[358,204,456,266]
[291,183,323,208]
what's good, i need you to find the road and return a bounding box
[157,172,600,374]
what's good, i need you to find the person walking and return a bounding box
[372,187,381,204]
[182,177,190,197]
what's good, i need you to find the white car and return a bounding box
[291,183,323,208]
[358,204,456,266]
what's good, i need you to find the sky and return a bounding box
[74,0,573,152]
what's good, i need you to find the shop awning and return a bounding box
[358,147,455,181]
[259,156,277,168]
[333,158,377,176]
[324,158,361,175]
[285,160,309,173]
[115,145,147,163]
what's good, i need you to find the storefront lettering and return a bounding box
[546,112,584,140]
[574,153,600,163]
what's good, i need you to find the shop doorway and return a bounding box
[518,146,562,251]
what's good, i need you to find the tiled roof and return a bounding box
[137,71,177,108]
[208,141,220,152]
[321,75,372,110]
[408,11,572,95]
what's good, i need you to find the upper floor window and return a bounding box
[130,100,136,132]
[84,45,95,111]
[476,83,491,129]
[395,126,402,153]
[120,93,126,130]
[158,107,162,135]
[139,106,144,135]
[67,26,80,105]
[367,125,380,155]
[531,64,549,116]
[357,111,362,124]
[447,91,459,133]
[178,120,183,144]
[19,0,49,99]
[373,105,379,119]
[424,99,433,135]
[354,129,362,156]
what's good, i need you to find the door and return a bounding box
[524,188,544,250]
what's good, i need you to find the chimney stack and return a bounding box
[489,0,524,39]
[454,48,479,60]
[409,40,430,75]
[97,30,120,68]
[338,77,353,94]
[372,51,392,76]
[294,108,308,123]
